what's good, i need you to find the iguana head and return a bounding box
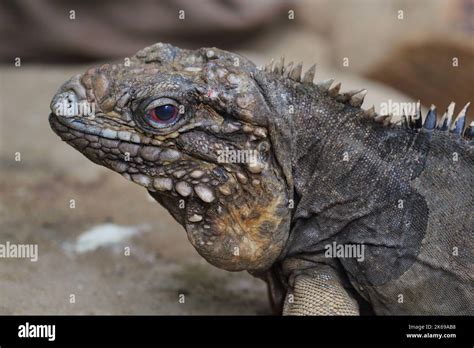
[49,43,292,272]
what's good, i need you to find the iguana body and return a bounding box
[49,43,474,315]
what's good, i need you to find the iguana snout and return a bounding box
[49,43,291,272]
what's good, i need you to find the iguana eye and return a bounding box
[141,98,180,129]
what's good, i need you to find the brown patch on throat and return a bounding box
[206,194,286,271]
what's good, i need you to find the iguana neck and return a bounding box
[256,73,428,256]
[256,73,372,197]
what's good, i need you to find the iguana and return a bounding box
[49,43,474,315]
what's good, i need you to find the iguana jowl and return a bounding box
[49,43,474,315]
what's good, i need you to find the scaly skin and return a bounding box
[49,43,473,315]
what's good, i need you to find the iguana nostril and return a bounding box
[50,73,91,118]
[50,88,96,119]
[50,90,77,117]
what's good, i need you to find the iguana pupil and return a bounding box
[147,104,177,123]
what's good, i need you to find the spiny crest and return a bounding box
[263,56,316,83]
[262,57,369,109]
[397,101,471,140]
[261,57,472,140]
[365,100,472,140]
[316,80,368,108]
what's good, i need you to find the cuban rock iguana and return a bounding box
[49,43,474,315]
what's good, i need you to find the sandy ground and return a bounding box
[0,48,413,314]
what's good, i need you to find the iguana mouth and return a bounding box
[49,111,174,181]
[49,112,163,185]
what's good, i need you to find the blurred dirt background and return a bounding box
[0,0,472,314]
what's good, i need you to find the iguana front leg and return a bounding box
[283,265,359,315]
